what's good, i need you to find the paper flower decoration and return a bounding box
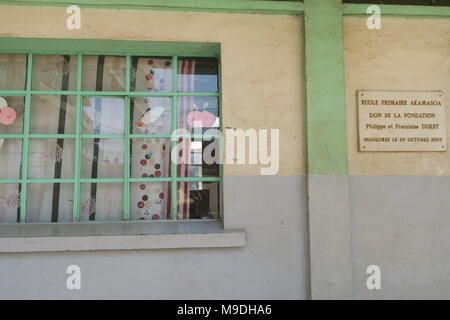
[0,97,16,126]
[186,103,216,128]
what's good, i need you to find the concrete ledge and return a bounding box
[0,230,246,253]
[0,220,225,238]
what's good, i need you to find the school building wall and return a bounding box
[0,6,308,299]
[345,17,450,299]
[0,1,450,300]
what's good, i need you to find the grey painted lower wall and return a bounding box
[4,174,447,299]
[350,176,450,299]
[308,175,352,299]
[0,175,308,299]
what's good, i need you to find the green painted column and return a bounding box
[304,0,352,299]
[304,0,348,175]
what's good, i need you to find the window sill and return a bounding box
[0,220,246,253]
[0,231,245,253]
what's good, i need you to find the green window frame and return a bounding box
[0,38,222,227]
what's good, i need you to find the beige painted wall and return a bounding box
[344,17,450,176]
[0,5,304,176]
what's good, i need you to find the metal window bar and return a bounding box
[171,56,178,220]
[72,54,83,222]
[19,53,33,223]
[123,54,131,221]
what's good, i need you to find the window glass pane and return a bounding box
[177,181,220,220]
[81,139,123,179]
[0,52,222,225]
[174,137,219,178]
[178,96,219,132]
[131,57,172,92]
[80,183,122,221]
[28,139,75,179]
[131,138,171,178]
[30,95,76,134]
[178,58,218,92]
[83,97,125,134]
[82,55,126,91]
[0,139,22,179]
[0,54,27,90]
[32,55,77,91]
[26,183,73,223]
[130,182,170,220]
[0,96,24,134]
[131,97,171,134]
[0,184,20,223]
[182,138,219,178]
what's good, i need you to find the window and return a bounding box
[0,42,221,226]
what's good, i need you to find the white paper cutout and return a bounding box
[136,106,165,127]
[0,97,7,109]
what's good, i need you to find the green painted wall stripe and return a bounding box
[0,38,220,57]
[304,0,347,175]
[4,0,448,17]
[0,0,304,15]
[343,4,450,18]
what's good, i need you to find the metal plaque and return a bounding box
[358,91,446,152]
